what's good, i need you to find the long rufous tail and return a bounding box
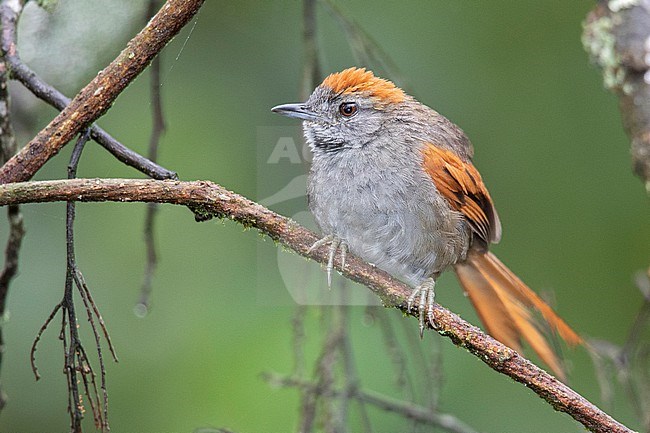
[453,250,582,380]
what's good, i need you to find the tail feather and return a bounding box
[454,250,582,380]
[486,252,582,346]
[451,256,522,352]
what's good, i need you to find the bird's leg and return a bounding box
[407,278,436,338]
[308,234,348,288]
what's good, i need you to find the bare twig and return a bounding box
[30,136,119,432]
[0,205,20,314]
[65,131,112,431]
[291,304,308,379]
[0,9,23,412]
[137,0,168,315]
[621,270,650,361]
[369,306,445,430]
[337,302,373,432]
[64,131,93,432]
[73,267,117,430]
[264,372,481,433]
[337,305,352,429]
[29,302,61,381]
[588,270,650,432]
[300,320,341,433]
[320,0,405,89]
[0,0,204,184]
[0,177,636,433]
[371,307,411,394]
[301,0,320,101]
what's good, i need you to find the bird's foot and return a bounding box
[407,278,436,338]
[308,235,348,288]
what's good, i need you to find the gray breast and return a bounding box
[307,142,470,286]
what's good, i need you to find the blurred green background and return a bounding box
[0,1,648,432]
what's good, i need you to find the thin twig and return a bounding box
[75,269,118,363]
[0,0,204,184]
[64,131,95,432]
[301,0,320,101]
[0,9,23,413]
[64,236,82,432]
[0,177,636,433]
[588,270,650,431]
[264,372,482,433]
[320,0,405,90]
[291,304,307,378]
[136,0,168,315]
[65,131,116,431]
[338,302,373,433]
[372,307,414,398]
[31,133,119,432]
[297,3,328,430]
[299,320,342,433]
[621,271,650,362]
[0,205,20,313]
[30,302,62,381]
[73,268,117,430]
[426,318,444,411]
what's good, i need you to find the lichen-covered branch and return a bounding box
[0,177,635,433]
[583,0,650,190]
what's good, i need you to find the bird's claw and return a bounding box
[407,278,436,338]
[308,235,348,288]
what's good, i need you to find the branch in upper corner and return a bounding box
[583,1,650,190]
[0,177,636,433]
[0,0,178,179]
[0,0,176,180]
[0,0,204,184]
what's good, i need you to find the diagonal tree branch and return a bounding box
[0,177,636,433]
[0,0,204,184]
[0,0,177,180]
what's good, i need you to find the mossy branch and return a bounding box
[0,177,636,433]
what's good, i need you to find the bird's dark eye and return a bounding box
[339,102,358,117]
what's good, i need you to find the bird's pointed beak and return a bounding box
[271,103,320,121]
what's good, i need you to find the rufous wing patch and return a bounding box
[321,67,405,105]
[422,143,501,244]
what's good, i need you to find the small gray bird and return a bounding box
[272,67,581,380]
